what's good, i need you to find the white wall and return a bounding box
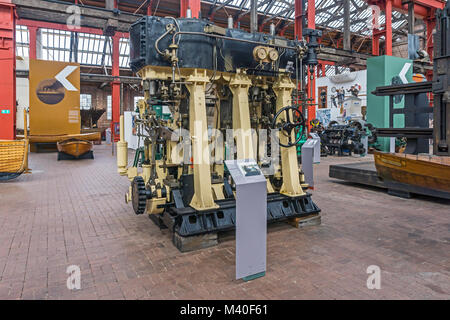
[124,111,139,150]
[16,58,30,130]
[314,70,367,125]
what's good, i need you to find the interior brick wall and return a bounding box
[81,83,143,130]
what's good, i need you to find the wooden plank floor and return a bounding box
[0,146,449,299]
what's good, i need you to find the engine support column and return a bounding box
[186,69,219,211]
[229,72,254,160]
[273,75,304,197]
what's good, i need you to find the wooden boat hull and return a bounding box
[374,151,450,196]
[18,132,101,143]
[0,139,29,181]
[57,139,93,158]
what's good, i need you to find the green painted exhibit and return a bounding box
[366,55,413,151]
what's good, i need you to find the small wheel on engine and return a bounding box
[131,176,147,215]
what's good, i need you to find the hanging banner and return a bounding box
[29,60,80,135]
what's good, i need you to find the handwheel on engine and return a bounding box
[271,106,306,148]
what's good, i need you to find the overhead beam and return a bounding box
[209,0,233,17]
[262,5,294,25]
[17,19,129,38]
[13,0,139,33]
[105,0,115,11]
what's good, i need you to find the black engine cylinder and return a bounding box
[129,16,301,74]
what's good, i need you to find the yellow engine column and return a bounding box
[229,72,255,160]
[273,75,305,197]
[186,69,219,211]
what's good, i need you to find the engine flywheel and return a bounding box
[131,176,147,215]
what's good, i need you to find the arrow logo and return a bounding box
[55,66,78,91]
[399,62,411,84]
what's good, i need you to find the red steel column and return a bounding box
[0,0,16,140]
[385,0,393,56]
[369,2,382,56]
[372,30,380,56]
[28,26,37,60]
[111,34,121,142]
[294,0,302,40]
[425,18,436,60]
[425,18,436,81]
[180,0,187,17]
[110,0,121,142]
[318,60,332,78]
[147,0,153,15]
[307,0,316,130]
[180,0,200,18]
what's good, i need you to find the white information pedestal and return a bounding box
[309,133,321,163]
[225,159,267,281]
[301,139,318,187]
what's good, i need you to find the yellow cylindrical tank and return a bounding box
[117,115,128,175]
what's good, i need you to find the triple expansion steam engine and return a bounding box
[117,16,322,242]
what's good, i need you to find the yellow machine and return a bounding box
[117,16,321,246]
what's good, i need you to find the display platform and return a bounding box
[329,161,450,199]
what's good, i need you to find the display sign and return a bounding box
[225,159,267,281]
[238,161,263,177]
[29,60,81,135]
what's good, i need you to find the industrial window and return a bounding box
[32,27,130,69]
[16,25,30,58]
[41,28,71,62]
[202,0,407,36]
[107,95,112,120]
[119,38,130,68]
[80,94,92,110]
[77,33,111,66]
[324,65,351,77]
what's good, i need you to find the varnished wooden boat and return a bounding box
[57,139,93,158]
[374,151,450,198]
[0,140,29,181]
[0,112,30,181]
[16,131,101,143]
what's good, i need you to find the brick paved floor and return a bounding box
[0,145,449,300]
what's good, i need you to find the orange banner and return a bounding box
[29,60,80,136]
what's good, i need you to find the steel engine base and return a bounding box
[156,192,321,237]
